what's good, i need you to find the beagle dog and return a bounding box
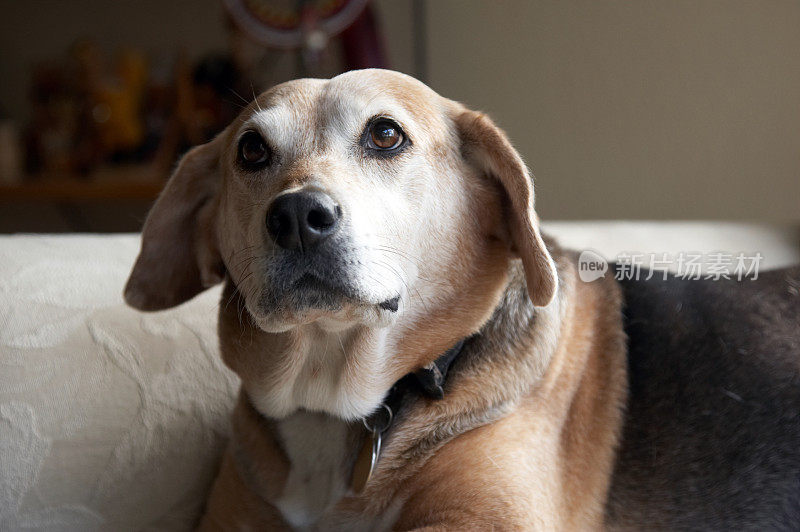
[125,69,800,530]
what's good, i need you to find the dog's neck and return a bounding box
[217,277,498,422]
[217,249,569,436]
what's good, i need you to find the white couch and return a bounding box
[1,223,798,530]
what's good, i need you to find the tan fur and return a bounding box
[199,251,626,531]
[125,69,628,530]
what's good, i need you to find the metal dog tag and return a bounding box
[351,403,393,492]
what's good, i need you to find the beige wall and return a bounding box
[420,1,800,221]
[2,1,799,222]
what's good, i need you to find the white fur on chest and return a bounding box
[274,411,352,529]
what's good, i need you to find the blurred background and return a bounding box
[0,0,797,233]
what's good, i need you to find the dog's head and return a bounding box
[125,68,556,357]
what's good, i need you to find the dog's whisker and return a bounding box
[251,84,263,112]
[222,98,248,111]
[371,262,432,315]
[232,253,267,271]
[372,259,411,295]
[228,245,261,264]
[237,289,247,329]
[363,272,394,300]
[221,284,240,312]
[374,245,420,263]
[236,269,258,290]
[227,86,251,107]
[372,244,452,283]
[336,333,345,355]
[372,250,450,287]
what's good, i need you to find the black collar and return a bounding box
[363,338,467,442]
[351,338,468,491]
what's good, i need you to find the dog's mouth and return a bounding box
[378,295,400,312]
[253,263,401,317]
[236,240,404,329]
[293,273,343,296]
[291,273,400,313]
[292,273,350,307]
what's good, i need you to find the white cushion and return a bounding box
[543,221,800,270]
[0,235,237,531]
[1,225,797,530]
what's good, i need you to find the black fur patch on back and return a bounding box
[607,266,800,530]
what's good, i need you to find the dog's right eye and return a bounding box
[238,131,270,170]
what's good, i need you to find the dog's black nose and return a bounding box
[266,190,342,251]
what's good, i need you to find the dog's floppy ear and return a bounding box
[124,137,225,311]
[454,109,558,307]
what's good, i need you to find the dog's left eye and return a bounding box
[238,131,270,169]
[367,119,405,151]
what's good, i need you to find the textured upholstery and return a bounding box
[0,235,237,531]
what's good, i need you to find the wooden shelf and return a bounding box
[0,165,166,202]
